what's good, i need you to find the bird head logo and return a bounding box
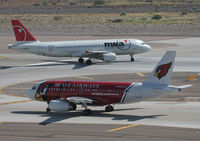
[154,62,172,79]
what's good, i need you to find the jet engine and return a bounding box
[101,52,116,62]
[48,100,73,112]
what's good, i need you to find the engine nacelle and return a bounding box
[101,53,116,62]
[48,100,72,112]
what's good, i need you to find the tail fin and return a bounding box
[143,51,176,85]
[11,20,37,43]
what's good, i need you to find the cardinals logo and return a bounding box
[154,62,172,79]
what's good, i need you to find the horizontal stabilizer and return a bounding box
[170,84,193,89]
[152,84,192,93]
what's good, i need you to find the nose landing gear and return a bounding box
[130,54,135,62]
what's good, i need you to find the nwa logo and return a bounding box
[154,62,172,79]
[104,40,130,50]
[13,25,27,41]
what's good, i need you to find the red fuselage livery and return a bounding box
[36,81,131,106]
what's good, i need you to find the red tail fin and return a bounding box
[11,20,37,42]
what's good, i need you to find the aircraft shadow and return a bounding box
[11,108,165,126]
[0,58,140,70]
[0,61,89,70]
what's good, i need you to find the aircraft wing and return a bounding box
[71,50,109,58]
[83,50,110,58]
[66,97,93,104]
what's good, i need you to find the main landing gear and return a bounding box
[85,59,92,65]
[130,54,135,62]
[105,105,114,112]
[46,107,51,112]
[82,103,91,116]
[78,57,84,63]
[78,58,92,65]
[71,103,77,111]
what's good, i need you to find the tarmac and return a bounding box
[0,36,200,141]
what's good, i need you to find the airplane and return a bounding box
[8,20,151,65]
[27,51,191,116]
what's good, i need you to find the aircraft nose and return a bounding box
[144,44,152,52]
[26,89,36,100]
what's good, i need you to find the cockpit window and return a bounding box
[32,86,36,90]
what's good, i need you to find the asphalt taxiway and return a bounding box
[0,36,200,141]
[0,123,200,141]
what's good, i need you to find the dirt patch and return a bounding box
[0,4,200,14]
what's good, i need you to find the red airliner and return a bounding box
[27,51,191,116]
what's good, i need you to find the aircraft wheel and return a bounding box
[86,59,92,65]
[130,54,135,62]
[72,104,77,111]
[46,108,51,112]
[105,105,114,112]
[131,58,135,62]
[78,58,84,63]
[83,109,91,116]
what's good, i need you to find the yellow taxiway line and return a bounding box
[0,56,9,60]
[136,72,145,77]
[107,124,138,132]
[0,100,32,106]
[0,121,3,124]
[0,86,7,94]
[74,76,94,80]
[0,85,27,97]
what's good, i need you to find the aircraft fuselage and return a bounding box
[10,39,151,57]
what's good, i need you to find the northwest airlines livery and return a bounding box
[27,51,192,116]
[9,20,151,65]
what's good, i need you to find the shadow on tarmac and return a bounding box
[11,108,165,126]
[0,58,136,70]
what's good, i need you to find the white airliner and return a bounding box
[9,20,151,65]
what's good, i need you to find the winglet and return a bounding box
[11,20,37,42]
